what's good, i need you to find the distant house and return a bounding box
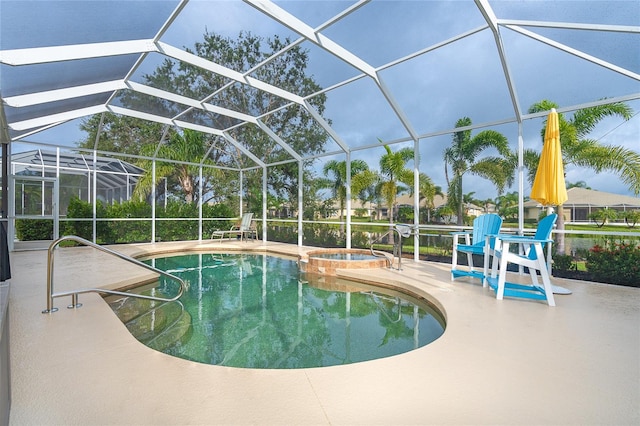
[368,193,485,223]
[329,193,488,223]
[328,199,376,220]
[524,187,640,223]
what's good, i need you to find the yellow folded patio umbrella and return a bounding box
[531,108,568,206]
[530,108,571,295]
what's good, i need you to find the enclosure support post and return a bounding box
[262,167,268,243]
[345,151,351,249]
[151,160,156,243]
[198,165,203,241]
[414,138,420,262]
[239,170,243,217]
[92,150,97,243]
[298,160,303,247]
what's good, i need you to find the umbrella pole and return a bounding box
[547,205,572,295]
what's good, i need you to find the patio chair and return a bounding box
[211,212,255,243]
[451,213,503,284]
[485,213,557,306]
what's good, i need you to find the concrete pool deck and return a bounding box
[6,240,640,425]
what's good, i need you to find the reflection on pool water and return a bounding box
[109,253,445,369]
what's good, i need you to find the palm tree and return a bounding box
[494,191,519,220]
[526,100,639,253]
[444,117,515,225]
[378,143,415,245]
[356,172,381,221]
[526,100,639,195]
[407,172,441,223]
[134,129,218,203]
[463,191,477,206]
[418,173,441,210]
[379,144,414,225]
[479,198,495,214]
[322,159,374,225]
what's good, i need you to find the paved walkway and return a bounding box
[7,241,640,425]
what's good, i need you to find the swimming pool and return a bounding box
[109,252,445,369]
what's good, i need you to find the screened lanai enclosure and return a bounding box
[12,150,143,211]
[0,0,638,253]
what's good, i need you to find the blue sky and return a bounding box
[7,0,639,199]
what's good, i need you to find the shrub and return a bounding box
[15,219,53,241]
[588,209,618,228]
[552,254,576,272]
[63,196,110,241]
[586,238,640,286]
[102,200,150,243]
[624,210,640,228]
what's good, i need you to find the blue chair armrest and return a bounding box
[486,232,517,238]
[496,236,553,244]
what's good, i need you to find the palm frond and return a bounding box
[571,102,634,138]
[571,143,640,195]
[469,157,515,194]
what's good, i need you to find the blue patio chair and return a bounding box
[486,213,558,306]
[451,213,503,284]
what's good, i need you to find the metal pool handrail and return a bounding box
[43,235,185,314]
[370,224,413,270]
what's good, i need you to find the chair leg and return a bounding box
[496,242,510,300]
[534,244,556,307]
[466,252,474,274]
[451,238,458,280]
[490,249,499,279]
[482,239,491,288]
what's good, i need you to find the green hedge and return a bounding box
[15,219,53,241]
[16,197,235,244]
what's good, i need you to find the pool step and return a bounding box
[105,288,192,352]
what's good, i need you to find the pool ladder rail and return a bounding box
[370,224,413,271]
[43,235,185,314]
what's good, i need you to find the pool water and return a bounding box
[112,253,445,369]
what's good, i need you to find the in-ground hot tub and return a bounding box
[300,248,390,276]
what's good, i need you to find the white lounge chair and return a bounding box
[211,213,255,243]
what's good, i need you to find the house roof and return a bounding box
[524,187,640,208]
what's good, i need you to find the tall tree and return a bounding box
[406,172,441,224]
[417,173,440,209]
[494,191,519,220]
[355,171,381,222]
[526,100,639,253]
[322,159,375,225]
[444,117,515,225]
[154,31,330,207]
[133,129,223,204]
[379,144,414,237]
[526,100,639,195]
[79,31,330,209]
[79,113,164,155]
